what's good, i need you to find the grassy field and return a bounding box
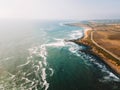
[94,30,120,58]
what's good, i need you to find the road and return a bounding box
[91,30,120,61]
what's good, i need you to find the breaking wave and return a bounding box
[68,29,120,82]
[46,38,65,47]
[69,30,83,39]
[9,38,67,90]
[13,44,50,90]
[1,24,119,90]
[78,51,120,82]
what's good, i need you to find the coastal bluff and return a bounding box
[66,21,120,77]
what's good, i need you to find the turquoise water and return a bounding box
[0,20,120,90]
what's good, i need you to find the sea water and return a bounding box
[0,20,120,90]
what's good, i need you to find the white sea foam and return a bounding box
[17,60,31,68]
[70,30,83,39]
[11,43,51,90]
[103,72,120,82]
[24,42,58,90]
[90,59,120,82]
[38,61,43,68]
[41,68,46,81]
[9,26,120,90]
[101,68,120,82]
[88,55,120,82]
[26,39,65,89]
[23,38,66,89]
[69,29,120,82]
[7,72,15,79]
[41,68,49,90]
[66,41,80,57]
[49,68,54,76]
[68,43,79,53]
[45,39,65,47]
[78,51,120,82]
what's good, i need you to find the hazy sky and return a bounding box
[0,0,120,20]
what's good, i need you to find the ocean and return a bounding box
[0,20,120,90]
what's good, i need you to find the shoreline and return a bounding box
[81,27,92,39]
[67,23,120,78]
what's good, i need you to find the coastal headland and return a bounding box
[66,20,120,77]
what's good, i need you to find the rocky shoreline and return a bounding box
[66,23,120,78]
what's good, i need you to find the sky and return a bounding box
[0,0,120,20]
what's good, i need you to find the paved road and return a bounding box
[91,30,120,61]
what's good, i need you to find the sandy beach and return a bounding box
[83,27,91,39]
